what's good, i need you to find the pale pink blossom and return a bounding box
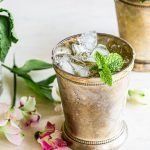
[19,96,41,127]
[0,103,24,145]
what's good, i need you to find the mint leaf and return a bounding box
[95,52,112,86]
[0,9,18,62]
[18,59,53,73]
[99,64,112,86]
[105,53,124,73]
[95,51,106,69]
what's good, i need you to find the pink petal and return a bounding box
[10,108,23,121]
[46,122,55,134]
[19,97,27,107]
[55,138,68,147]
[51,130,62,139]
[40,141,53,150]
[5,132,24,145]
[30,114,40,123]
[4,121,21,134]
[39,132,52,139]
[37,137,55,150]
[23,113,40,127]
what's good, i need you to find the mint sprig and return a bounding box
[94,51,124,86]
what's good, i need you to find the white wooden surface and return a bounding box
[0,0,150,149]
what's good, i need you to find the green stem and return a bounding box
[5,56,17,109]
[11,65,17,108]
[2,64,17,108]
[1,64,12,71]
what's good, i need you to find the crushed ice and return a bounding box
[53,31,110,77]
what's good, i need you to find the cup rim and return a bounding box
[116,0,150,7]
[52,33,135,85]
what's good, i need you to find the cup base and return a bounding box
[62,121,128,150]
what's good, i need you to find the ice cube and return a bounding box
[78,31,97,51]
[56,54,75,75]
[55,54,90,77]
[83,44,110,63]
[71,63,90,77]
[54,46,71,56]
[72,44,86,55]
[72,31,97,55]
[76,52,91,62]
[91,44,110,57]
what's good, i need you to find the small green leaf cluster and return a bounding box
[128,90,145,97]
[94,51,124,86]
[3,59,58,103]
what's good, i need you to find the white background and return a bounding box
[0,0,150,149]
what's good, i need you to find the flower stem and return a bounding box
[11,57,17,108]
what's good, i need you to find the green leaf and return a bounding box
[0,16,11,62]
[95,51,113,86]
[24,77,54,101]
[0,9,18,43]
[0,9,18,62]
[18,59,53,73]
[105,53,124,73]
[99,64,112,86]
[94,51,106,69]
[37,74,56,86]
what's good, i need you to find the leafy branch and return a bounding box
[2,59,59,103]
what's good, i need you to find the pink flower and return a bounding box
[35,122,71,150]
[18,96,41,127]
[0,103,22,122]
[0,103,24,145]
[0,96,41,145]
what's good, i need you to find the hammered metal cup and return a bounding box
[115,0,150,71]
[52,33,135,150]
